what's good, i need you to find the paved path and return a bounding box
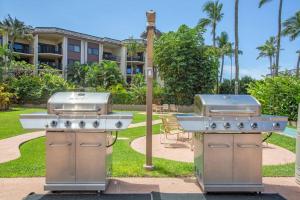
[0,177,299,200]
[0,120,162,164]
[131,134,295,165]
[0,131,45,163]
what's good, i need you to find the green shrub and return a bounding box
[248,75,300,121]
[0,83,14,110]
[109,84,131,104]
[7,73,73,104]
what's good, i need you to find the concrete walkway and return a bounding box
[0,131,45,163]
[131,134,295,165]
[0,177,299,200]
[0,120,162,164]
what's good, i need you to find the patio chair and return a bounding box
[162,104,169,113]
[169,104,178,112]
[160,116,184,146]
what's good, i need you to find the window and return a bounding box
[68,44,80,53]
[0,37,2,45]
[68,59,80,65]
[88,47,99,55]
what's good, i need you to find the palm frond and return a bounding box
[258,0,273,8]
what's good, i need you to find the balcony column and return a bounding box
[33,34,39,74]
[120,46,127,78]
[80,40,87,64]
[62,37,68,79]
[98,43,103,63]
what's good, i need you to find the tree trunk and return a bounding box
[213,22,216,47]
[234,0,239,94]
[296,52,300,78]
[275,0,283,76]
[269,56,273,77]
[219,55,224,83]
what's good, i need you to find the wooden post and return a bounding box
[144,10,155,170]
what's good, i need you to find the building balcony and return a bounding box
[127,55,144,62]
[39,49,62,54]
[103,53,120,62]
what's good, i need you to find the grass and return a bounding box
[0,107,45,139]
[262,132,296,177]
[0,108,159,140]
[127,111,160,124]
[0,125,193,177]
[0,107,296,177]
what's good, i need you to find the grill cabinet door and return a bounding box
[204,134,233,184]
[233,134,262,184]
[76,132,107,183]
[46,132,75,183]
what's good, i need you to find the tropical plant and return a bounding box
[154,25,219,105]
[0,15,33,54]
[131,73,146,88]
[7,72,72,104]
[216,32,230,85]
[198,0,224,47]
[234,0,240,94]
[67,62,88,87]
[259,0,284,75]
[124,37,145,76]
[248,75,300,121]
[256,36,277,76]
[282,11,300,77]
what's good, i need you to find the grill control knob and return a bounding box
[115,121,123,128]
[273,122,280,129]
[210,122,217,129]
[65,120,72,128]
[251,122,258,129]
[237,122,244,129]
[79,121,85,128]
[224,122,231,129]
[50,120,58,128]
[93,121,100,128]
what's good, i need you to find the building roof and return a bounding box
[33,27,144,46]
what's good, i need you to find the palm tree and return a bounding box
[124,37,145,77]
[256,36,277,76]
[0,15,33,53]
[259,0,283,76]
[234,0,239,94]
[282,11,300,77]
[198,0,224,47]
[216,32,230,85]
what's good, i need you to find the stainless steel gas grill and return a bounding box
[20,92,132,192]
[177,94,288,193]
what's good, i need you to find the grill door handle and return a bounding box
[80,143,102,147]
[237,144,260,148]
[49,142,72,147]
[209,109,256,114]
[208,144,230,148]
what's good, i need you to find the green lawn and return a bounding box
[262,132,296,177]
[0,108,159,140]
[0,107,46,139]
[0,107,295,177]
[0,125,193,177]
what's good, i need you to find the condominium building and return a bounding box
[0,27,147,83]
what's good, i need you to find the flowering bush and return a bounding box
[0,84,14,110]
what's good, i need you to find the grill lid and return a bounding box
[47,92,111,115]
[194,94,261,117]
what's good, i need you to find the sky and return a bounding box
[0,0,300,79]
